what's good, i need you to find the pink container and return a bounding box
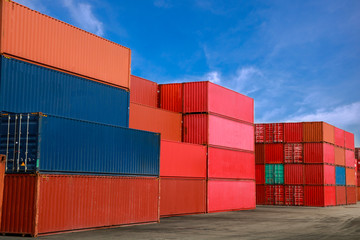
[334,127,345,148]
[344,131,355,150]
[345,150,356,168]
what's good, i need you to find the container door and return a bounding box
[274,164,284,184]
[265,164,275,184]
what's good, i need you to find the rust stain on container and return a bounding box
[303,122,334,144]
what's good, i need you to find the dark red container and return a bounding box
[160,140,207,178]
[130,75,158,107]
[208,147,255,180]
[336,186,346,205]
[304,164,335,185]
[183,81,254,123]
[207,179,255,213]
[284,143,303,163]
[183,114,254,151]
[255,144,265,164]
[160,178,206,217]
[265,123,284,143]
[304,186,335,207]
[345,150,355,168]
[284,122,303,143]
[0,155,5,227]
[265,185,284,205]
[1,174,159,236]
[304,143,335,164]
[256,165,265,184]
[265,144,284,164]
[334,127,345,148]
[256,185,266,205]
[285,185,304,206]
[344,131,354,150]
[346,186,356,204]
[284,164,304,185]
[255,124,265,143]
[158,83,183,112]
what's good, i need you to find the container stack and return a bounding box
[255,122,357,207]
[356,148,360,201]
[0,1,160,236]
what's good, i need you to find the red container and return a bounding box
[346,168,356,186]
[0,155,5,227]
[346,187,356,204]
[265,185,284,205]
[284,122,303,143]
[208,147,255,180]
[158,83,183,112]
[265,123,284,143]
[357,187,360,202]
[255,144,265,164]
[0,1,131,89]
[304,164,335,185]
[129,102,182,141]
[183,114,254,151]
[284,143,303,163]
[183,81,254,123]
[303,122,335,144]
[255,124,265,143]
[335,147,345,166]
[1,174,159,237]
[334,127,345,148]
[160,178,206,217]
[284,164,304,185]
[355,148,360,159]
[256,185,266,205]
[207,179,255,213]
[304,186,336,207]
[265,144,284,164]
[256,165,265,184]
[130,75,158,107]
[345,150,355,168]
[285,185,304,206]
[336,186,346,205]
[344,131,354,150]
[304,143,335,164]
[160,140,207,178]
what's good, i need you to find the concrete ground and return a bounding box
[2,203,360,240]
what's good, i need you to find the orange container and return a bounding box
[335,147,345,166]
[303,122,334,144]
[0,0,130,89]
[129,103,182,141]
[346,168,356,186]
[130,75,158,107]
[357,187,360,201]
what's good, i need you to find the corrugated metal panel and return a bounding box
[207,179,255,212]
[0,113,160,176]
[256,185,266,205]
[284,164,304,185]
[1,174,159,236]
[336,186,346,205]
[335,147,345,166]
[255,124,265,143]
[255,165,265,184]
[304,143,323,164]
[346,168,356,186]
[160,140,206,178]
[323,143,335,164]
[158,83,183,112]
[129,103,182,142]
[0,155,6,228]
[208,148,255,180]
[345,150,355,168]
[0,57,129,127]
[183,82,208,113]
[130,75,158,107]
[0,0,130,88]
[324,165,335,185]
[304,186,324,207]
[265,144,284,164]
[334,127,345,147]
[265,164,284,184]
[183,114,208,145]
[358,187,360,202]
[284,143,303,163]
[354,148,360,159]
[335,167,346,185]
[284,122,302,143]
[305,164,324,185]
[265,123,283,143]
[265,185,284,205]
[285,185,304,206]
[324,186,336,206]
[346,187,356,204]
[303,122,334,144]
[344,131,354,150]
[160,177,206,217]
[255,144,265,164]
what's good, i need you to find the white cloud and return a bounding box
[206,71,221,84]
[154,0,172,8]
[232,67,264,94]
[63,0,104,36]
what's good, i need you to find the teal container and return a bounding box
[265,164,284,184]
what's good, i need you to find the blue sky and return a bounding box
[15,0,360,145]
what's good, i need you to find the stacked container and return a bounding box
[159,81,255,213]
[0,1,160,236]
[255,122,356,207]
[356,148,360,201]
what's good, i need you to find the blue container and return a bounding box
[0,113,160,176]
[0,56,129,127]
[335,166,346,186]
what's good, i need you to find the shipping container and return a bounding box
[265,144,284,164]
[284,122,303,143]
[0,57,129,127]
[334,127,345,148]
[304,186,336,207]
[345,150,355,168]
[344,131,354,150]
[346,168,356,186]
[130,75,158,107]
[284,185,304,206]
[158,83,183,112]
[256,165,265,184]
[336,186,346,205]
[183,114,254,151]
[284,143,303,163]
[0,113,160,175]
[335,167,346,186]
[255,124,265,143]
[357,187,360,202]
[0,0,130,88]
[303,143,335,164]
[265,123,284,143]
[355,148,360,159]
[255,144,265,164]
[1,174,159,236]
[284,164,304,185]
[183,82,254,123]
[346,186,356,204]
[303,122,334,144]
[207,179,255,212]
[265,185,284,205]
[256,185,266,205]
[0,155,4,227]
[160,178,206,217]
[335,147,345,166]
[160,140,206,178]
[304,164,335,185]
[208,147,255,180]
[129,103,182,142]
[265,164,284,184]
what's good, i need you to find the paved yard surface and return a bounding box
[2,203,360,240]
